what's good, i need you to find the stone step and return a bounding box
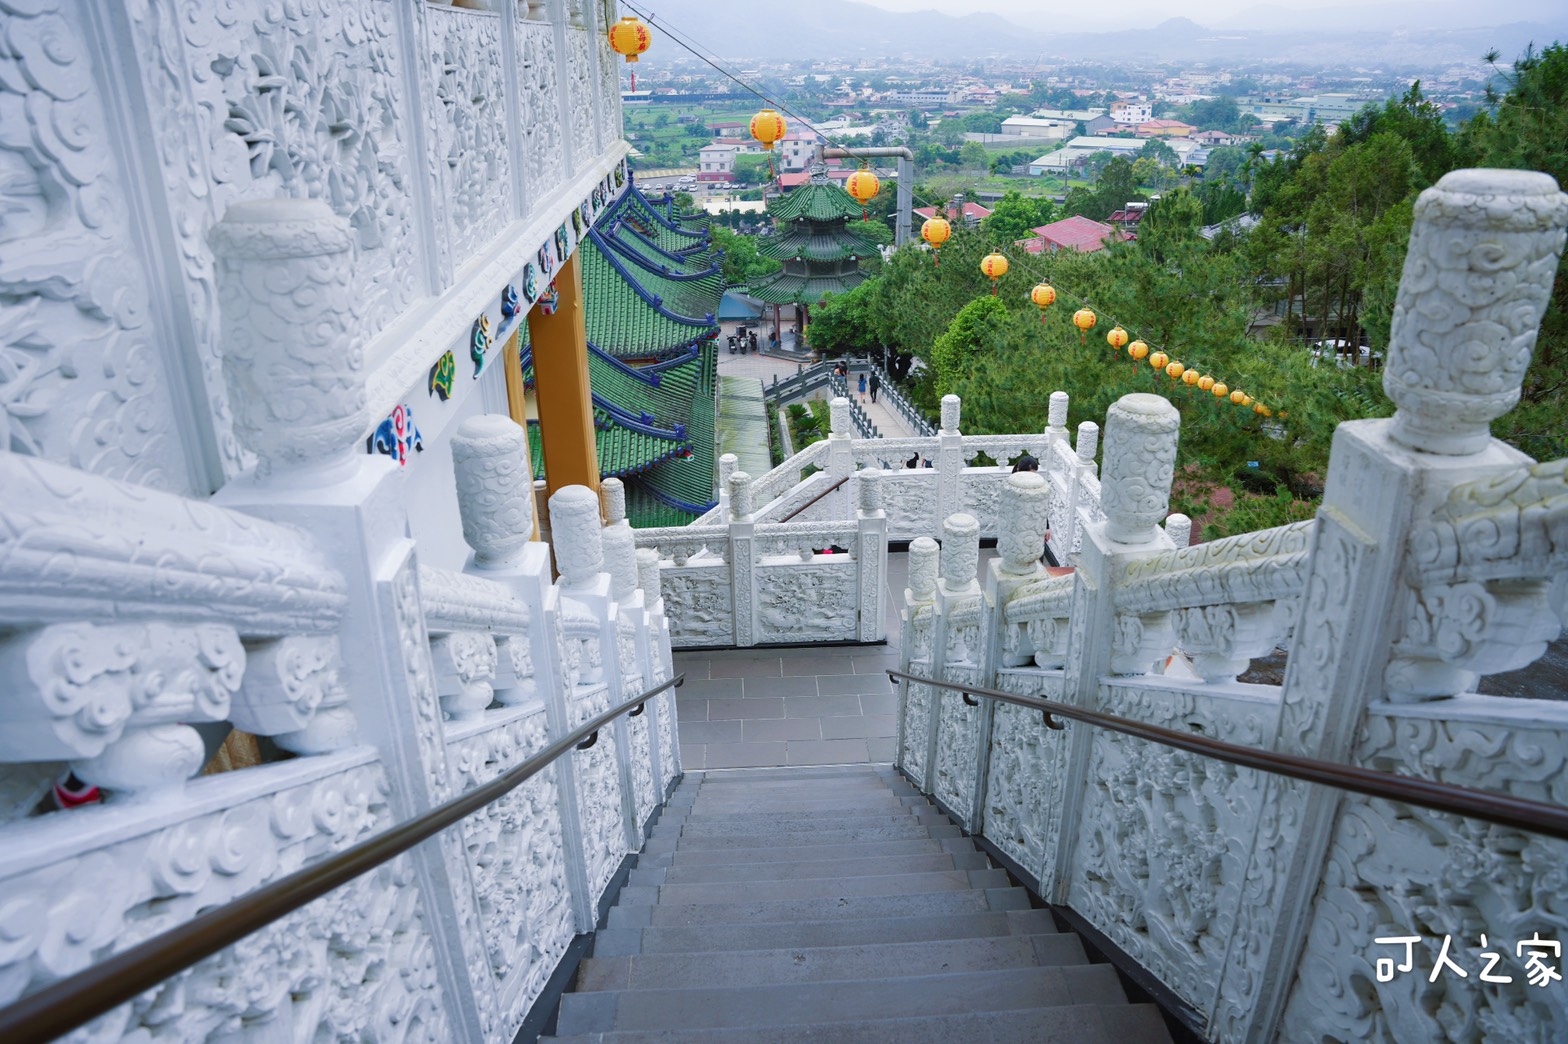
[697,766,902,783]
[662,836,977,867]
[606,887,1031,931]
[574,932,1090,991]
[554,965,1127,1035]
[681,797,916,815]
[545,1002,1171,1043]
[660,812,945,836]
[645,823,946,852]
[653,850,987,884]
[591,905,1058,959]
[614,868,1012,907]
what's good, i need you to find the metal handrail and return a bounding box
[0,674,686,1043]
[777,473,853,523]
[886,669,1568,842]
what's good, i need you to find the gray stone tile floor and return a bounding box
[670,551,912,770]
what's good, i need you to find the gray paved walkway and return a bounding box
[672,551,911,770]
[716,375,771,477]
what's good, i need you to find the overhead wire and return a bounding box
[616,0,1274,410]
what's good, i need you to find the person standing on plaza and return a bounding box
[868,371,881,404]
[857,372,868,401]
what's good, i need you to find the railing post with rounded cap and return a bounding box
[549,485,605,588]
[856,469,888,642]
[939,512,981,595]
[908,537,941,604]
[1164,512,1192,549]
[600,476,627,525]
[452,414,535,568]
[940,394,961,435]
[1099,394,1180,546]
[1048,391,1070,435]
[717,452,738,514]
[998,473,1050,576]
[1384,169,1568,457]
[830,396,853,438]
[636,547,663,607]
[728,470,753,521]
[208,198,364,479]
[1075,420,1099,465]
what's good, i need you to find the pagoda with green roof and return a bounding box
[748,166,878,326]
[521,177,724,528]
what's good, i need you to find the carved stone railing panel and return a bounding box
[634,526,729,567]
[563,29,597,168]
[420,565,533,634]
[1066,682,1278,1015]
[1281,699,1568,1042]
[881,471,940,539]
[850,437,937,469]
[569,684,626,905]
[755,562,858,644]
[594,30,623,159]
[516,20,566,211]
[982,677,1070,875]
[659,568,734,648]
[445,709,572,1034]
[0,0,200,486]
[427,6,513,264]
[0,753,452,1040]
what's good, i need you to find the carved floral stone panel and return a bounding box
[0,0,194,488]
[756,563,857,643]
[427,7,513,265]
[0,758,451,1040]
[1066,684,1273,1014]
[1281,705,1568,1043]
[663,570,733,647]
[515,20,565,214]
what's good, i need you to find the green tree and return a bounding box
[1139,138,1179,169]
[932,296,1006,396]
[982,191,1056,244]
[960,141,990,170]
[708,225,781,286]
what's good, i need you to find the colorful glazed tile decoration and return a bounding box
[522,262,538,302]
[539,278,560,316]
[471,314,492,377]
[538,243,552,276]
[571,207,583,234]
[368,404,423,466]
[555,224,570,263]
[428,350,456,401]
[593,185,605,211]
[501,283,520,319]
[614,162,624,187]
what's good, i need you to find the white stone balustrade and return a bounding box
[891,169,1568,1044]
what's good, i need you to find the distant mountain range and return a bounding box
[631,0,1567,66]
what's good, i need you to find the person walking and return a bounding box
[868,371,881,403]
[857,372,868,401]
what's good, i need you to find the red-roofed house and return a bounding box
[1016,215,1131,254]
[913,201,992,227]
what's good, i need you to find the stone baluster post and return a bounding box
[856,469,888,642]
[1219,169,1568,1043]
[827,396,856,488]
[550,485,641,856]
[208,199,491,1037]
[717,452,738,516]
[924,512,982,824]
[969,472,1052,830]
[599,477,660,831]
[727,471,758,646]
[935,395,966,541]
[1042,393,1179,903]
[896,537,943,787]
[1163,512,1192,549]
[1054,419,1100,564]
[634,545,680,787]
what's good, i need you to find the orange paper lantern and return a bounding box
[845,169,880,221]
[1212,382,1229,399]
[1106,326,1129,350]
[921,217,951,265]
[1230,389,1247,405]
[1182,369,1200,387]
[1128,340,1149,361]
[608,17,652,62]
[1166,361,1185,380]
[1149,351,1168,372]
[981,252,1009,295]
[1031,284,1057,321]
[1198,375,1215,391]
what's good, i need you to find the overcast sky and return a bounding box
[849,0,1561,32]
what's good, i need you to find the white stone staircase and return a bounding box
[543,765,1173,1042]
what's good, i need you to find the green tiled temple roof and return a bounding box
[596,228,725,323]
[617,183,713,256]
[581,237,716,359]
[757,223,881,262]
[748,268,868,305]
[765,176,863,222]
